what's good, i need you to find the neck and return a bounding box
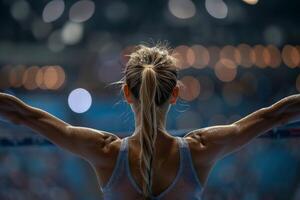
[131,109,172,140]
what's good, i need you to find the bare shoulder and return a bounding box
[183,128,208,150]
[100,131,122,154]
[182,125,237,164]
[183,129,210,165]
[86,131,122,167]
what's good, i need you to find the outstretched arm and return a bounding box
[0,92,120,165]
[185,94,300,164]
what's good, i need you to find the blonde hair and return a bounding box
[120,44,178,199]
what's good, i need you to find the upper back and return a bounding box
[97,136,204,200]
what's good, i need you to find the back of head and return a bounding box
[123,44,178,199]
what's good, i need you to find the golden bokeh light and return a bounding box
[53,65,66,89]
[237,44,255,68]
[35,65,65,90]
[254,45,268,68]
[282,45,300,68]
[191,45,210,69]
[172,45,192,70]
[36,66,47,89]
[266,45,281,68]
[179,76,201,101]
[186,47,196,66]
[22,66,39,90]
[220,45,241,65]
[44,66,59,89]
[214,59,237,82]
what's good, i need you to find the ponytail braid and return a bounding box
[139,65,158,199]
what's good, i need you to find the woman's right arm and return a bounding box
[0,92,120,165]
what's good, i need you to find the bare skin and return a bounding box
[0,87,300,197]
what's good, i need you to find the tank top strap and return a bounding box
[177,137,203,189]
[101,137,128,191]
[176,137,189,163]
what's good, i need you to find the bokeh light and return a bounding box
[205,0,228,19]
[220,45,241,64]
[61,22,84,45]
[68,88,92,113]
[36,66,47,90]
[266,45,281,68]
[242,0,259,5]
[172,45,192,70]
[35,66,66,90]
[262,47,271,67]
[44,66,59,89]
[214,59,237,82]
[191,45,210,69]
[69,0,95,23]
[254,45,268,68]
[168,0,196,19]
[179,76,201,101]
[42,0,65,23]
[282,45,300,68]
[237,44,255,68]
[22,66,39,90]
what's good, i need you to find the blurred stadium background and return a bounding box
[0,0,300,199]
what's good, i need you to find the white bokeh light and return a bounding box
[61,22,84,45]
[68,88,92,113]
[168,0,196,19]
[42,0,65,23]
[205,0,228,19]
[69,0,95,23]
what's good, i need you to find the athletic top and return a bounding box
[100,136,203,200]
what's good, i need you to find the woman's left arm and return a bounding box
[185,94,300,164]
[0,92,120,164]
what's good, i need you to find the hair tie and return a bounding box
[143,64,154,69]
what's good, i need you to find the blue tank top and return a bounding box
[100,136,203,200]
